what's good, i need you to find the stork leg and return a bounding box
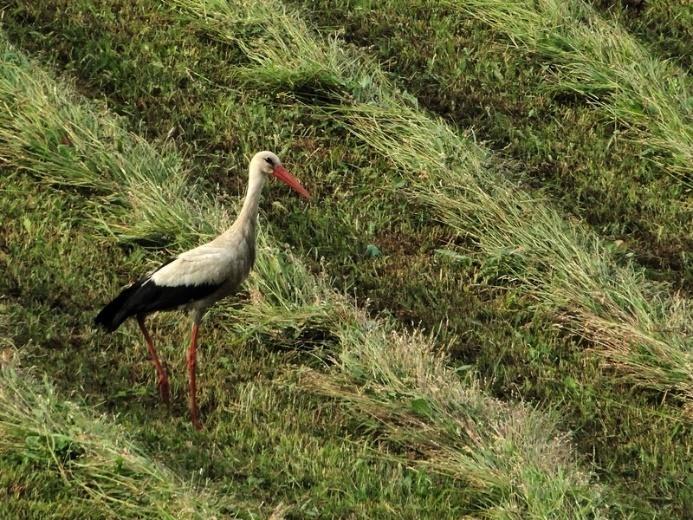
[187,316,203,430]
[137,314,170,405]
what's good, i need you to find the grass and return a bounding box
[590,0,693,71]
[448,0,692,181]
[0,32,608,518]
[0,360,229,519]
[338,100,692,396]
[293,0,692,288]
[1,0,691,515]
[167,0,692,402]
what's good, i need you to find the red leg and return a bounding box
[187,322,202,430]
[137,315,170,405]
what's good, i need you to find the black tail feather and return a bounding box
[94,280,144,332]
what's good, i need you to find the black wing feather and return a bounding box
[94,276,221,333]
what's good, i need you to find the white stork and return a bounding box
[95,151,310,429]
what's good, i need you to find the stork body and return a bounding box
[95,151,309,429]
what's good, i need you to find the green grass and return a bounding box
[0,33,608,518]
[293,0,692,289]
[590,0,693,71]
[0,361,231,519]
[447,0,692,180]
[165,0,691,401]
[1,0,691,516]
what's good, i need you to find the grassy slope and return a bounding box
[454,0,692,179]
[174,0,693,393]
[0,360,230,519]
[2,0,691,516]
[0,33,606,518]
[7,0,690,397]
[591,0,693,71]
[294,0,692,288]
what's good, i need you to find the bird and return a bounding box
[94,151,310,429]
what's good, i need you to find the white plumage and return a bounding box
[150,242,249,288]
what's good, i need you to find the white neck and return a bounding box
[222,162,265,240]
[239,169,265,222]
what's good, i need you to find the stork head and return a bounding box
[251,151,310,199]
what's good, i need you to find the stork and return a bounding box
[94,151,309,429]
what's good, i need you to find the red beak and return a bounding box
[273,165,310,199]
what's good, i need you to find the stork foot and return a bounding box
[187,321,202,430]
[137,315,171,406]
[187,365,202,430]
[157,368,171,405]
[190,407,203,431]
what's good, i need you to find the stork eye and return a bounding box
[264,157,274,165]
